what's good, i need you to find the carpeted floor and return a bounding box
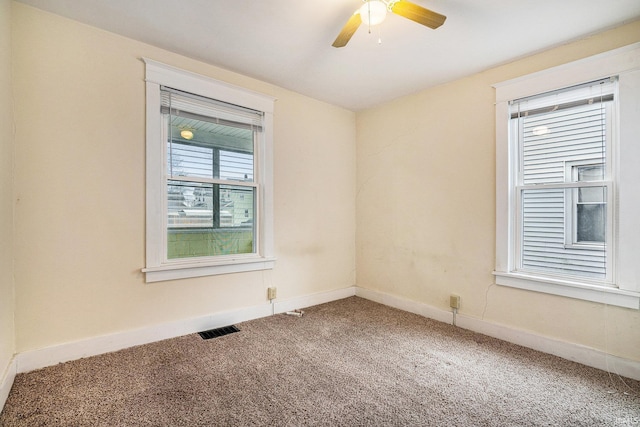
[1,297,639,426]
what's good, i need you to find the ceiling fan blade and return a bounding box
[390,0,446,29]
[332,13,362,48]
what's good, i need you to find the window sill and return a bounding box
[143,256,276,283]
[493,271,639,309]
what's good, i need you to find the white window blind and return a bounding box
[510,78,615,282]
[160,87,263,130]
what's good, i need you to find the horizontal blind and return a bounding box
[512,78,614,280]
[510,78,615,118]
[161,87,263,130]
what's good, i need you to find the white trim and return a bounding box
[493,42,640,102]
[493,42,640,305]
[455,313,640,381]
[142,58,276,282]
[142,58,275,113]
[355,287,453,324]
[0,356,17,413]
[17,304,267,374]
[616,69,640,294]
[8,287,639,395]
[15,287,355,374]
[356,287,640,380]
[273,286,356,314]
[494,272,639,309]
[143,257,276,283]
[495,100,512,274]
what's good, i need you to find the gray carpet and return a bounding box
[1,297,639,426]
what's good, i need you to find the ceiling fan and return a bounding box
[332,0,446,48]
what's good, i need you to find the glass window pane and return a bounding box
[577,203,606,243]
[578,187,605,203]
[521,103,607,185]
[219,185,255,228]
[167,180,213,228]
[521,188,605,279]
[220,150,253,181]
[167,110,254,181]
[577,164,604,182]
[168,142,214,179]
[167,183,255,259]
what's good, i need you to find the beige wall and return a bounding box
[0,0,15,379]
[356,21,640,361]
[11,3,356,352]
[7,1,638,364]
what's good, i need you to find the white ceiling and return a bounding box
[15,0,640,111]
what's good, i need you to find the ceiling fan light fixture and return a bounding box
[332,0,446,48]
[359,0,388,26]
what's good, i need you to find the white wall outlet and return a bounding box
[267,287,277,300]
[450,294,460,309]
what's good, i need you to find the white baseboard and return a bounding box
[12,285,638,382]
[455,313,640,381]
[355,287,640,381]
[16,304,271,374]
[0,356,17,413]
[16,286,356,375]
[355,287,453,324]
[274,286,356,314]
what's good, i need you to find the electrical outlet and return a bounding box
[267,287,277,300]
[449,294,460,309]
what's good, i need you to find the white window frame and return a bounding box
[563,160,609,250]
[493,43,640,309]
[142,58,276,282]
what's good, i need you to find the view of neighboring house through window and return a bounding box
[510,78,614,283]
[162,87,260,259]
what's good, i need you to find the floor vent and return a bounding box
[198,325,240,340]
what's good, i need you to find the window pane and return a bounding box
[578,187,605,203]
[577,203,606,243]
[167,183,255,259]
[219,185,255,228]
[577,164,603,182]
[168,140,254,181]
[521,188,605,279]
[220,150,253,181]
[167,180,213,228]
[166,106,254,182]
[168,142,214,179]
[521,104,607,185]
[168,120,254,180]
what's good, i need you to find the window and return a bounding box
[566,162,605,246]
[142,59,275,282]
[493,43,640,309]
[511,79,614,282]
[163,88,258,259]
